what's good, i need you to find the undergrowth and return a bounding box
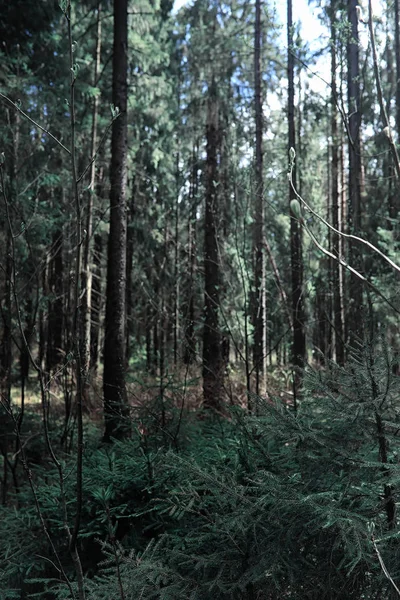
[1,341,400,599]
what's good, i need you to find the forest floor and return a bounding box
[8,364,295,420]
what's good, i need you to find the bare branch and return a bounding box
[0,93,71,156]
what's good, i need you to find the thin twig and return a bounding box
[287,157,400,315]
[288,156,400,274]
[0,399,75,597]
[372,535,400,597]
[0,93,71,155]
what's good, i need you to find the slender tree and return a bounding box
[253,0,266,396]
[46,228,64,374]
[203,79,223,410]
[330,1,345,364]
[90,231,103,373]
[346,0,363,342]
[103,0,129,441]
[395,0,400,144]
[184,142,199,365]
[288,0,306,400]
[81,3,102,390]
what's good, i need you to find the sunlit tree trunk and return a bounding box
[81,3,102,394]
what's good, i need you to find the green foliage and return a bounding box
[1,342,400,598]
[1,0,400,598]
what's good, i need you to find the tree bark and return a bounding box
[184,143,198,365]
[203,82,223,410]
[346,0,363,343]
[81,3,102,390]
[288,0,306,400]
[90,232,103,374]
[103,0,129,441]
[330,2,345,365]
[253,0,265,396]
[395,0,400,143]
[125,177,137,368]
[46,229,64,374]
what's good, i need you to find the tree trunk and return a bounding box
[0,228,12,406]
[395,0,400,142]
[203,82,223,410]
[46,228,64,374]
[125,178,136,368]
[173,164,180,366]
[346,0,363,343]
[330,2,345,365]
[81,3,102,390]
[288,0,306,401]
[252,0,265,396]
[38,258,48,371]
[103,0,129,441]
[339,119,347,348]
[173,77,182,367]
[184,143,198,365]
[90,232,103,374]
[389,0,400,225]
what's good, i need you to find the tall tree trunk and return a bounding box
[46,228,64,374]
[389,0,400,226]
[1,109,19,406]
[103,0,129,441]
[81,3,102,392]
[346,0,363,343]
[288,0,306,401]
[330,2,345,365]
[90,232,103,374]
[126,169,140,367]
[0,230,12,404]
[173,78,181,367]
[203,82,223,410]
[253,0,265,396]
[339,107,347,348]
[145,303,152,373]
[173,163,180,366]
[395,0,400,143]
[38,259,48,370]
[153,294,159,376]
[184,142,198,365]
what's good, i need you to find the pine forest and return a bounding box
[1,0,400,597]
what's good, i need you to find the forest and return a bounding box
[1,0,400,597]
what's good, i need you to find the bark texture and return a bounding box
[346,0,363,343]
[203,83,223,410]
[103,0,129,441]
[330,3,345,365]
[253,0,266,395]
[288,0,306,396]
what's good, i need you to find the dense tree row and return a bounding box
[1,0,396,412]
[1,0,400,597]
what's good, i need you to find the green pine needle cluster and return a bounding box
[1,340,400,599]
